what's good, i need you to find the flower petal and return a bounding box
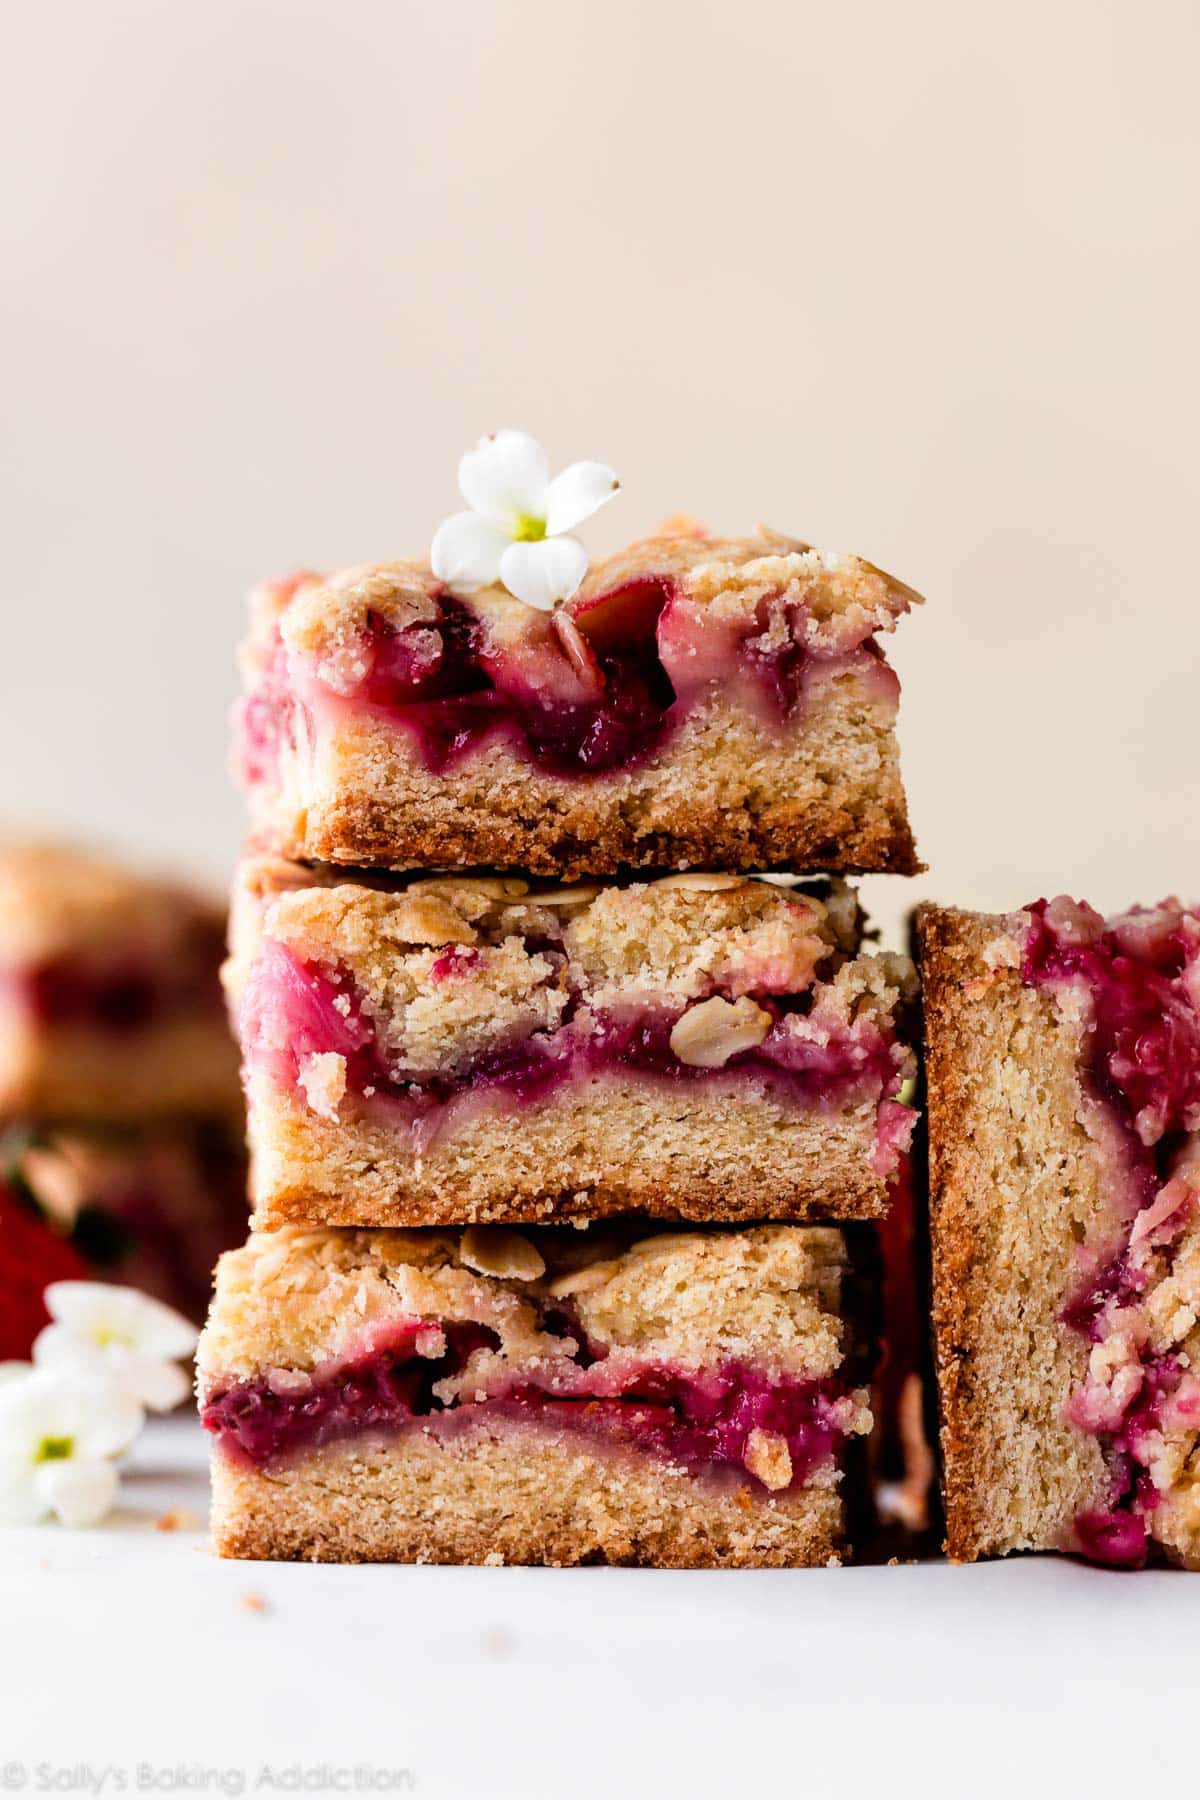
[0,1371,53,1447]
[499,537,589,611]
[543,462,621,536]
[0,1370,140,1469]
[35,1330,187,1414]
[39,1329,105,1374]
[458,430,549,527]
[0,1455,45,1525]
[430,512,509,592]
[36,1456,118,1528]
[32,1324,105,1378]
[44,1282,197,1361]
[54,1378,143,1461]
[0,1370,69,1452]
[124,1355,190,1414]
[75,1389,143,1460]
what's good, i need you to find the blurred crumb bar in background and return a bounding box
[0,841,247,1353]
[225,857,917,1229]
[1,1121,246,1327]
[200,1220,877,1567]
[235,530,922,880]
[0,842,239,1119]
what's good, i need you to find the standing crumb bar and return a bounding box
[0,842,239,1121]
[199,1221,876,1567]
[235,530,921,878]
[917,899,1200,1569]
[227,857,917,1228]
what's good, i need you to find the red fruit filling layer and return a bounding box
[1022,897,1200,1567]
[2,931,226,1034]
[239,576,897,786]
[241,940,913,1165]
[201,1319,853,1494]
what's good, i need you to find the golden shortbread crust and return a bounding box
[210,1427,845,1568]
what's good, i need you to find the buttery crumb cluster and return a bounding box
[207,452,927,1568]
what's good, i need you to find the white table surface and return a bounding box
[2,1416,1194,1800]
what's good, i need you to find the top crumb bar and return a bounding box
[236,528,921,879]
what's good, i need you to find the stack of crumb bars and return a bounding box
[199,528,926,1566]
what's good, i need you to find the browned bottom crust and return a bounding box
[260,678,920,878]
[210,1425,846,1567]
[248,1074,892,1228]
[916,905,1110,1561]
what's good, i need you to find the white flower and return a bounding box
[431,430,620,610]
[34,1282,198,1414]
[0,1371,142,1527]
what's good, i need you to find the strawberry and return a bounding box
[0,1177,90,1361]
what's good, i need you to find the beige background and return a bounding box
[3,0,1198,939]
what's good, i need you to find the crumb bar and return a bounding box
[199,1221,875,1567]
[236,530,921,878]
[0,842,238,1121]
[228,858,917,1228]
[918,899,1200,1569]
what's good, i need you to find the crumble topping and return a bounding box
[741,1427,794,1491]
[197,1222,856,1382]
[271,531,919,669]
[297,1051,347,1122]
[459,1225,547,1282]
[669,996,773,1067]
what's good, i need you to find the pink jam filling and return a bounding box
[3,939,226,1034]
[357,586,684,776]
[239,576,898,786]
[1023,896,1200,1566]
[201,1318,852,1494]
[429,946,482,982]
[242,940,911,1154]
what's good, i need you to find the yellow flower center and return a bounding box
[36,1436,73,1462]
[513,514,547,543]
[93,1326,132,1348]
